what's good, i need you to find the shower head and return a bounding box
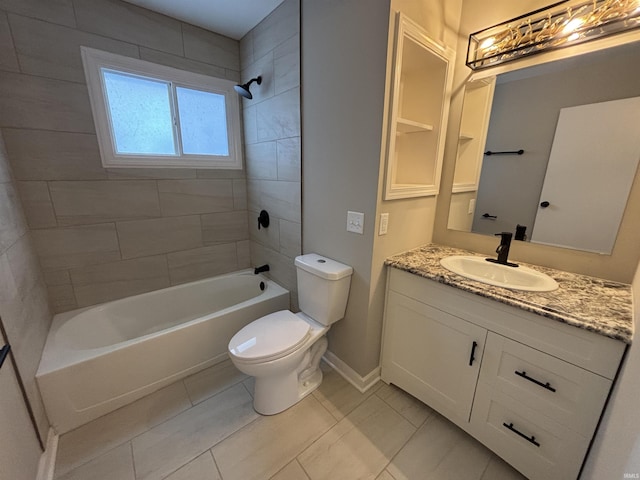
[234,76,262,99]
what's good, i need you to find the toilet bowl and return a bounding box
[228,254,352,415]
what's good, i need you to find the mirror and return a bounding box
[447,41,640,254]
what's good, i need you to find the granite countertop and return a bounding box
[385,244,633,344]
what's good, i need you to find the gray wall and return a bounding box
[0,131,52,444]
[241,0,301,308]
[302,0,390,376]
[0,0,250,313]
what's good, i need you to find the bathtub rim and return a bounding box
[37,270,288,377]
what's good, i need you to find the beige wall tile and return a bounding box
[55,382,192,477]
[196,169,245,180]
[0,72,94,132]
[242,104,258,145]
[16,181,56,229]
[167,243,238,285]
[201,211,249,245]
[248,179,301,223]
[107,168,196,180]
[298,395,415,480]
[0,133,11,183]
[70,255,169,307]
[49,180,161,226]
[0,181,27,251]
[241,51,274,103]
[164,452,221,480]
[47,284,77,313]
[116,215,202,259]
[73,0,183,56]
[182,23,239,71]
[158,179,234,216]
[0,12,19,72]
[236,240,250,269]
[139,47,226,79]
[183,359,247,405]
[132,383,258,480]
[271,460,310,480]
[32,224,121,269]
[0,0,76,27]
[212,395,335,480]
[246,141,277,180]
[233,179,247,210]
[250,241,297,298]
[55,443,135,480]
[252,0,299,60]
[248,208,280,251]
[240,30,254,67]
[9,14,139,83]
[274,34,300,95]
[279,219,301,259]
[42,269,70,286]
[277,137,301,182]
[256,87,301,142]
[0,234,52,440]
[3,130,106,181]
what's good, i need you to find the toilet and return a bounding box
[228,253,353,415]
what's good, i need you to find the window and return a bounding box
[81,47,242,169]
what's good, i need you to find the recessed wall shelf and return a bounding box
[383,13,455,200]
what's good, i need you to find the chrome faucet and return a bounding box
[486,232,518,267]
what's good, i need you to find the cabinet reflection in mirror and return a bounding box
[447,41,640,254]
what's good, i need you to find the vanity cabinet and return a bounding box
[383,13,455,200]
[381,268,625,480]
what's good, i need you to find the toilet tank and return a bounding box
[294,254,353,326]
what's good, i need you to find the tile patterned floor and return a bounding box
[53,361,527,480]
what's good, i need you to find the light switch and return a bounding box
[379,213,389,235]
[468,199,476,215]
[347,211,364,234]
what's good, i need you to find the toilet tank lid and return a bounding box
[295,254,353,280]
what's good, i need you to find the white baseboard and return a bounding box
[37,428,58,480]
[322,351,381,393]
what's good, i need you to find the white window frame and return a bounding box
[81,46,243,169]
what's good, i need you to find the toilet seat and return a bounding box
[229,310,311,363]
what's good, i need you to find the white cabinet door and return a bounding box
[0,347,42,480]
[381,290,487,423]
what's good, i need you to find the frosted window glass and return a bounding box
[102,69,176,155]
[176,87,229,156]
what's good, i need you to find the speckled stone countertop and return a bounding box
[385,244,633,344]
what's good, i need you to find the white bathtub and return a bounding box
[36,270,289,434]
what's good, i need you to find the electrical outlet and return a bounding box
[379,213,389,235]
[347,211,364,234]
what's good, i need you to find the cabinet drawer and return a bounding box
[479,333,611,437]
[470,382,590,480]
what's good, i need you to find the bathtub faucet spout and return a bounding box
[254,264,270,274]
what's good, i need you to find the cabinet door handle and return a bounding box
[469,341,478,366]
[0,344,10,370]
[515,370,556,392]
[503,422,541,447]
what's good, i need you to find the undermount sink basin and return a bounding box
[440,256,559,292]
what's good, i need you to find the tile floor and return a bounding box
[53,360,527,480]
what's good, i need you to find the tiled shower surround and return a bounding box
[0,0,301,313]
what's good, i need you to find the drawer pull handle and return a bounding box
[469,341,478,366]
[503,422,541,447]
[515,370,556,392]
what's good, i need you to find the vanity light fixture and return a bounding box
[467,0,640,70]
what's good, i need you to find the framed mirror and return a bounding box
[447,41,640,254]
